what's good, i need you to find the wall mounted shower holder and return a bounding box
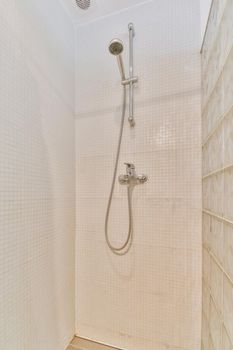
[121,76,138,86]
[108,23,138,127]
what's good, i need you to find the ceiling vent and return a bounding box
[76,0,91,10]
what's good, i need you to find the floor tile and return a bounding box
[70,337,119,350]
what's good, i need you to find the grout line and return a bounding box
[202,209,233,227]
[204,243,233,287]
[201,0,228,69]
[210,250,233,287]
[202,44,233,116]
[202,102,233,149]
[201,69,221,116]
[202,111,224,148]
[206,281,223,319]
[201,0,230,93]
[202,162,233,180]
[203,223,233,287]
[202,251,233,347]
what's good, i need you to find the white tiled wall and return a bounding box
[0,1,75,349]
[201,0,233,349]
[75,1,202,349]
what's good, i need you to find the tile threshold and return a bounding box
[68,337,121,350]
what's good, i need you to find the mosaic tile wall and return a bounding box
[0,1,75,349]
[75,1,202,349]
[201,0,233,349]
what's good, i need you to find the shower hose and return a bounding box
[105,85,133,255]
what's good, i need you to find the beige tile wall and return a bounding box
[0,1,75,349]
[75,1,202,349]
[201,0,233,349]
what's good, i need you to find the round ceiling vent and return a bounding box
[76,0,91,10]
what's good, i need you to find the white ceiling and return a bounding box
[60,0,152,24]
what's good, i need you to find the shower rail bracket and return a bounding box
[121,76,138,86]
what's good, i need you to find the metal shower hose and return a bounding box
[105,85,133,255]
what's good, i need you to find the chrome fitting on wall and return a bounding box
[121,76,138,86]
[108,23,138,128]
[128,23,137,127]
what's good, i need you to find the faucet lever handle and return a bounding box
[124,162,135,169]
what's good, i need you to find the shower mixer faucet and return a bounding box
[105,24,147,255]
[118,163,148,187]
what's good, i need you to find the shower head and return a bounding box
[76,0,90,10]
[109,39,124,56]
[109,39,125,81]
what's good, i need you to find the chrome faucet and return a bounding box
[125,163,136,177]
[118,163,148,187]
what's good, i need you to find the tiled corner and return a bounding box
[202,0,233,349]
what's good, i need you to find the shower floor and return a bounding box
[67,337,119,350]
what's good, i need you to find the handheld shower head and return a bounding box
[108,39,125,80]
[109,39,124,56]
